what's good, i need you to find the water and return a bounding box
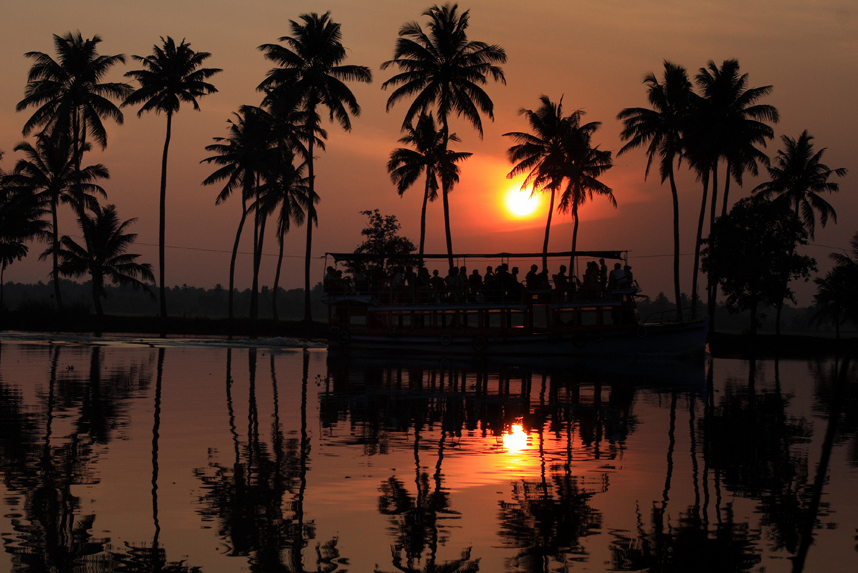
[0,337,855,572]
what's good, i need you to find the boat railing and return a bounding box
[322,283,638,308]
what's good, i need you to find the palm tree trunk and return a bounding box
[51,198,63,309]
[158,113,173,336]
[691,172,710,320]
[667,167,683,315]
[569,201,580,273]
[303,138,315,324]
[251,207,269,326]
[272,231,285,321]
[440,116,454,270]
[250,190,260,321]
[721,160,732,217]
[91,273,104,336]
[227,201,250,339]
[442,183,454,270]
[419,176,431,264]
[707,161,719,325]
[542,188,555,271]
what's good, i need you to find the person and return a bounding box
[416,266,432,302]
[553,264,570,301]
[430,269,446,302]
[324,266,338,293]
[508,266,523,301]
[624,265,634,287]
[525,264,540,290]
[608,262,627,289]
[353,265,368,293]
[583,261,599,299]
[469,268,483,301]
[599,258,608,295]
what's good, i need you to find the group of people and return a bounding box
[324,258,636,303]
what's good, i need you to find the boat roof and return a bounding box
[326,250,627,263]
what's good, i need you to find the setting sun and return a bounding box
[504,186,542,219]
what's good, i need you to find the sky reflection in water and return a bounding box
[0,340,855,572]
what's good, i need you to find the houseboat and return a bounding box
[321,251,708,359]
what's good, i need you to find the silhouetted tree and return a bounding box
[57,203,154,322]
[388,112,470,263]
[618,61,692,316]
[124,36,220,334]
[259,11,372,323]
[10,132,107,308]
[382,3,506,268]
[701,197,815,338]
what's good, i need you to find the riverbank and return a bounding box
[0,310,329,340]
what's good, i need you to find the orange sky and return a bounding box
[1,0,854,305]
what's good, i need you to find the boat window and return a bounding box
[602,310,615,326]
[350,315,366,326]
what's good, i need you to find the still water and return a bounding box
[0,337,855,572]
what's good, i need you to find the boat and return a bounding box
[321,251,708,359]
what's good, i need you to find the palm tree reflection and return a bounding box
[196,348,344,571]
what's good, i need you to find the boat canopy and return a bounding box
[326,250,627,264]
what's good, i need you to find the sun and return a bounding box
[504,186,542,218]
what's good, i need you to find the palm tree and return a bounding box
[388,112,471,263]
[557,115,615,272]
[269,156,313,321]
[754,131,847,335]
[202,106,276,329]
[0,169,49,308]
[17,32,129,211]
[694,60,779,327]
[9,132,108,308]
[382,3,506,268]
[617,61,693,316]
[258,11,372,323]
[694,59,778,219]
[57,203,154,321]
[504,96,569,270]
[753,131,847,239]
[123,36,221,334]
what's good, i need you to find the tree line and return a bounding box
[0,3,852,337]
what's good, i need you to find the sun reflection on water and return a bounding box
[501,423,528,453]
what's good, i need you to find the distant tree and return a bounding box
[388,112,471,263]
[617,62,692,316]
[382,3,506,268]
[259,11,372,323]
[123,36,220,333]
[352,209,416,278]
[702,197,815,338]
[0,164,49,308]
[57,204,154,323]
[811,232,858,339]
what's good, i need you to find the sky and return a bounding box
[0,0,855,306]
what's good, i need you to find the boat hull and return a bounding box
[327,318,708,360]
